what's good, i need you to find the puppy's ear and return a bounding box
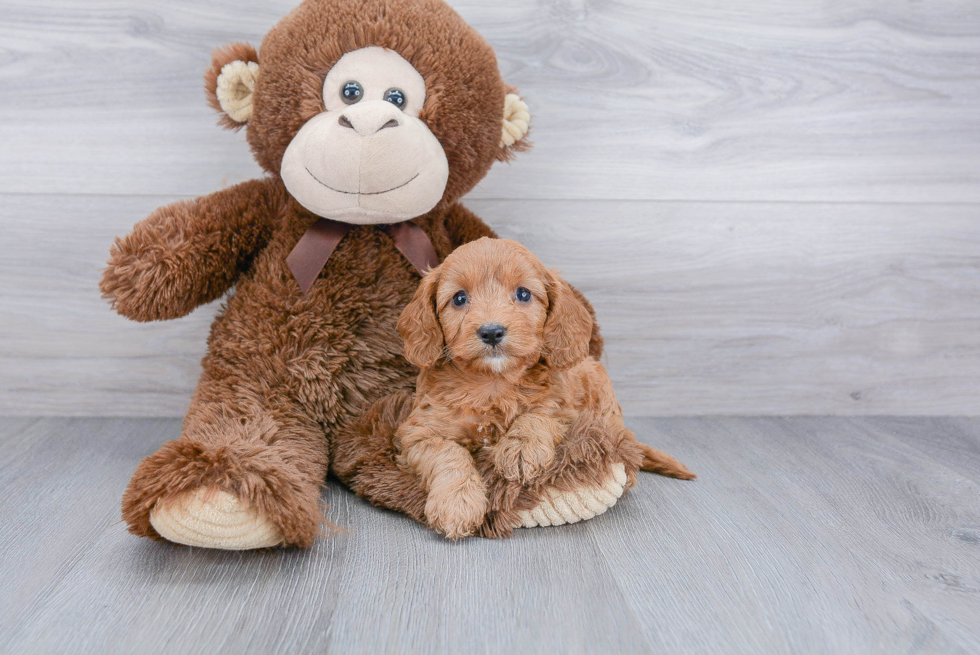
[398,267,445,369]
[543,271,593,369]
[205,43,260,130]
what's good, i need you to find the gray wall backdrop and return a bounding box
[1,0,978,416]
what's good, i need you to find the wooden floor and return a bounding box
[2,417,978,654]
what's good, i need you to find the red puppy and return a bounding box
[396,238,693,539]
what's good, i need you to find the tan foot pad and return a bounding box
[514,462,628,528]
[149,487,284,550]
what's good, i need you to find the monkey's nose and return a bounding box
[338,115,398,131]
[338,102,402,136]
[478,324,507,346]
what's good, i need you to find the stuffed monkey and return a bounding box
[104,0,630,549]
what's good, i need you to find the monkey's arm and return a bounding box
[444,202,498,248]
[100,178,284,322]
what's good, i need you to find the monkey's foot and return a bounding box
[513,462,628,528]
[149,487,284,550]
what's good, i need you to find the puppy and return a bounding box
[395,238,693,539]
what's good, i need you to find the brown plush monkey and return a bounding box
[103,0,626,549]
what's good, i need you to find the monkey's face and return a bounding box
[204,0,533,224]
[280,47,450,225]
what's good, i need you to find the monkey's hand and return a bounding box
[100,178,282,321]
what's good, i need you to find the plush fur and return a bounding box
[336,239,694,539]
[106,0,621,548]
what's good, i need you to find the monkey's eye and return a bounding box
[516,287,532,303]
[341,81,363,104]
[452,290,468,307]
[384,88,406,109]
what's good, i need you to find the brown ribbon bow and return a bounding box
[286,218,440,294]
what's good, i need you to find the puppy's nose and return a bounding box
[478,324,507,346]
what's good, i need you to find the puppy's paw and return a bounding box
[425,471,488,540]
[493,436,556,484]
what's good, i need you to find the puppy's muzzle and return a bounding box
[477,324,507,346]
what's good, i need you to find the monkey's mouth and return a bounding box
[305,167,419,196]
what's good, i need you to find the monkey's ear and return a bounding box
[205,43,260,130]
[398,266,445,369]
[497,90,531,161]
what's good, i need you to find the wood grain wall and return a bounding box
[1,0,978,416]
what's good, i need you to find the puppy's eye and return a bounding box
[384,88,406,109]
[515,287,532,303]
[452,290,468,307]
[341,81,363,104]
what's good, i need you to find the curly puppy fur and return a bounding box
[349,238,695,539]
[106,0,579,547]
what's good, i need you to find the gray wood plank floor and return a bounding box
[2,417,978,654]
